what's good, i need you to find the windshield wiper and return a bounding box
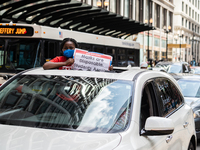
[40,127,87,132]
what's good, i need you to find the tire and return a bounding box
[188,141,195,150]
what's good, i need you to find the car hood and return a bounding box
[0,124,121,150]
[184,97,200,106]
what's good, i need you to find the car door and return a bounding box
[139,80,170,149]
[153,78,193,149]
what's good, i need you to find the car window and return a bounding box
[0,75,133,133]
[167,65,182,73]
[153,78,184,117]
[140,81,158,130]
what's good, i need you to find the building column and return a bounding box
[143,0,145,23]
[133,0,135,20]
[159,6,162,60]
[152,1,155,60]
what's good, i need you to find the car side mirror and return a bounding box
[141,117,174,136]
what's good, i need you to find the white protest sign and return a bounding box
[72,48,112,71]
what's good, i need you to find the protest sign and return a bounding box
[72,48,112,71]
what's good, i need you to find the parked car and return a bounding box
[171,73,200,105]
[171,73,200,139]
[153,61,191,73]
[190,66,200,74]
[0,68,196,150]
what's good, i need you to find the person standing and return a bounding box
[190,58,196,67]
[43,38,113,70]
[43,38,77,70]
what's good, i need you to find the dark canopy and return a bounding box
[0,0,155,38]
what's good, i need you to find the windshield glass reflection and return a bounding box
[0,75,133,133]
[167,65,182,73]
[178,79,200,98]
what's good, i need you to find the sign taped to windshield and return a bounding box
[73,48,112,71]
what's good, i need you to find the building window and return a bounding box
[189,22,191,29]
[185,19,187,28]
[135,0,143,22]
[162,40,166,48]
[186,5,188,14]
[189,7,191,16]
[169,11,173,31]
[182,18,184,26]
[162,8,167,28]
[182,2,184,12]
[154,37,160,46]
[196,12,197,20]
[154,4,160,28]
[198,14,199,22]
[116,0,120,14]
[192,10,194,18]
[193,0,194,5]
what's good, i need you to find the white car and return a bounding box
[0,67,196,150]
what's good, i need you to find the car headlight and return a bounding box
[194,110,200,118]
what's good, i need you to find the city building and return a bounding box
[135,0,174,63]
[173,0,200,64]
[0,0,154,66]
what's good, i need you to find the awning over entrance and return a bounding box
[0,0,155,38]
[168,44,191,48]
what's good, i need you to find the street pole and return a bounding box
[175,39,177,61]
[147,0,150,62]
[180,36,181,61]
[166,31,168,60]
[147,30,149,61]
[192,34,194,56]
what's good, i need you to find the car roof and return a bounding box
[170,73,200,80]
[22,67,146,81]
[157,61,188,65]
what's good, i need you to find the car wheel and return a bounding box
[188,141,195,150]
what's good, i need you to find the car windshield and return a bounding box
[0,75,133,133]
[167,65,182,73]
[178,79,200,98]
